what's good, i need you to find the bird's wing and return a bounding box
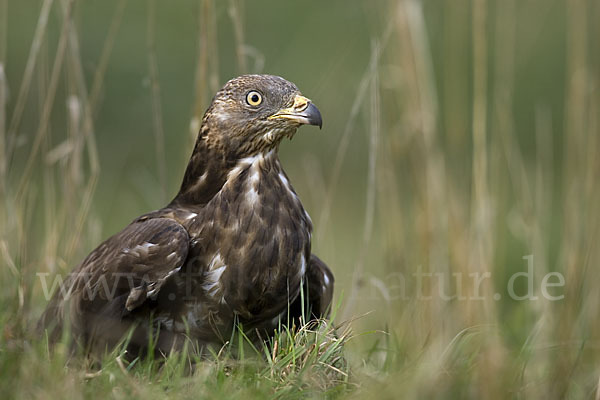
[284,253,335,325]
[305,254,335,318]
[71,217,190,311]
[38,217,190,343]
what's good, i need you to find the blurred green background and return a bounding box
[1,0,599,398]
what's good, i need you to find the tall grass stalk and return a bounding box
[147,0,167,203]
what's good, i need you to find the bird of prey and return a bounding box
[39,74,334,358]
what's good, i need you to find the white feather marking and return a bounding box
[208,253,224,270]
[202,265,226,293]
[299,254,307,276]
[211,265,226,280]
[226,154,259,181]
[226,165,243,181]
[248,168,260,185]
[202,253,227,296]
[226,150,278,182]
[246,186,259,204]
[164,265,182,279]
[278,172,299,202]
[278,171,288,186]
[323,273,330,287]
[124,242,157,257]
[166,251,178,261]
[185,212,197,220]
[242,156,263,205]
[133,242,155,252]
[267,148,276,158]
[240,154,261,167]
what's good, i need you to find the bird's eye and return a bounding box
[246,91,263,107]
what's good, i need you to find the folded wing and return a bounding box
[39,217,189,347]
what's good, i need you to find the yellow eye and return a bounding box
[246,91,263,106]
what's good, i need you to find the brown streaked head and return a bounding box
[201,74,322,158]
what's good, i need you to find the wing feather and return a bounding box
[39,217,189,341]
[80,218,189,310]
[305,254,335,318]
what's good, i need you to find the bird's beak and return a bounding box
[268,95,323,129]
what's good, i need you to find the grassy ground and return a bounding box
[1,0,600,398]
[4,316,351,399]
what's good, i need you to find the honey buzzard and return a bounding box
[39,75,334,358]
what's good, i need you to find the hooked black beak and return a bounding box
[268,95,323,129]
[300,102,323,129]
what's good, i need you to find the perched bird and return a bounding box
[39,74,334,358]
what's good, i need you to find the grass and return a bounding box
[2,0,600,399]
[3,317,350,399]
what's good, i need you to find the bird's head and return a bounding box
[201,74,322,158]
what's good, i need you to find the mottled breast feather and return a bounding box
[189,150,312,321]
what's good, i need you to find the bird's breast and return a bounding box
[188,152,312,320]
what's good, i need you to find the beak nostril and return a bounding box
[292,95,310,112]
